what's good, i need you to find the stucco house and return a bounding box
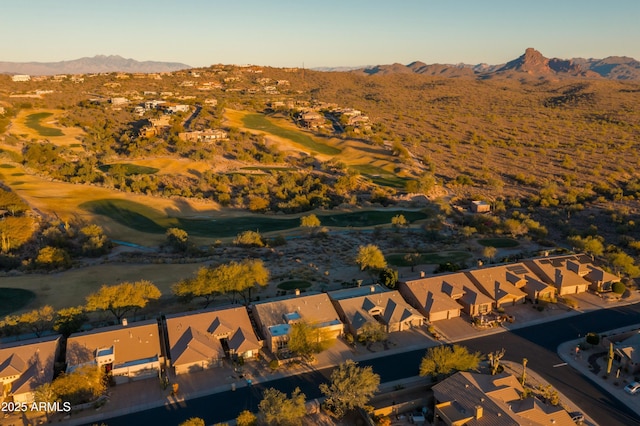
[165,306,262,375]
[252,293,343,354]
[525,255,592,296]
[433,371,575,426]
[603,330,640,374]
[329,285,424,337]
[399,275,463,322]
[67,321,162,384]
[400,272,494,320]
[467,267,528,307]
[0,335,60,403]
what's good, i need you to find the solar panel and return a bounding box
[507,265,529,275]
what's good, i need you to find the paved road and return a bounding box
[97,303,640,425]
[465,304,640,426]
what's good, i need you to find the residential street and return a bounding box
[88,301,640,426]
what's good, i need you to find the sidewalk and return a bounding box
[14,291,638,426]
[558,324,640,420]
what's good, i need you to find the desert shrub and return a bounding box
[612,281,626,295]
[560,297,579,309]
[234,230,264,247]
[585,332,600,345]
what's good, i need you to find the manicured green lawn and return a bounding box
[25,112,64,137]
[478,238,519,248]
[0,164,15,169]
[80,199,167,233]
[0,288,36,316]
[277,280,312,290]
[99,164,160,176]
[350,164,409,189]
[242,113,341,155]
[320,210,428,227]
[387,251,472,267]
[81,198,430,239]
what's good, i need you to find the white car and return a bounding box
[624,381,640,395]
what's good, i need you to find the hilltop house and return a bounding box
[252,293,343,354]
[471,200,491,213]
[0,335,60,403]
[11,75,30,82]
[400,272,494,321]
[67,321,162,384]
[178,129,228,142]
[329,285,424,337]
[298,110,325,129]
[110,97,129,106]
[433,371,575,426]
[165,306,261,375]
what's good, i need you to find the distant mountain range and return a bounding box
[0,55,191,75]
[330,48,640,81]
[1,50,639,80]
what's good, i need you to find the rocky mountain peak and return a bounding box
[500,48,552,74]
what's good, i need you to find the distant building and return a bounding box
[110,97,129,106]
[298,110,325,129]
[471,200,491,213]
[159,103,190,114]
[11,75,30,82]
[178,129,228,142]
[144,100,166,110]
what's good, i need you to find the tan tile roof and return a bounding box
[433,372,575,426]
[228,328,261,354]
[403,272,493,312]
[525,256,591,291]
[166,306,260,361]
[171,327,224,366]
[67,321,161,368]
[423,290,464,314]
[467,268,527,303]
[0,353,26,379]
[584,265,620,284]
[332,291,424,332]
[253,293,341,327]
[0,335,60,397]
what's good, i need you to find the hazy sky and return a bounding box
[2,0,638,68]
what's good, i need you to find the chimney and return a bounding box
[420,271,426,278]
[370,286,376,293]
[295,289,300,296]
[555,269,563,286]
[122,318,128,326]
[475,405,483,419]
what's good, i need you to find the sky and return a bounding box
[2,0,639,68]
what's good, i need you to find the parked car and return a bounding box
[624,381,640,395]
[569,411,584,424]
